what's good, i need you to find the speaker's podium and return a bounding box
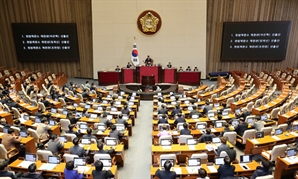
[136,66,162,84]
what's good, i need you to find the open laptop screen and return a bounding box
[74,158,86,167]
[81,138,91,145]
[186,138,197,145]
[275,128,283,135]
[188,158,201,167]
[240,155,252,163]
[255,132,264,138]
[215,122,223,128]
[212,137,221,143]
[286,149,297,157]
[58,136,67,143]
[48,156,60,164]
[100,159,112,167]
[222,110,229,116]
[25,153,36,162]
[106,139,117,146]
[215,157,224,165]
[261,114,268,121]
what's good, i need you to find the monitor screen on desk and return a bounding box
[186,138,197,145]
[275,128,283,135]
[49,120,55,126]
[48,156,60,164]
[235,108,241,114]
[81,138,91,145]
[222,110,229,116]
[255,132,264,138]
[293,125,298,132]
[261,114,268,121]
[106,139,117,146]
[215,157,224,165]
[188,106,193,111]
[192,115,198,119]
[35,118,41,123]
[85,105,91,109]
[100,159,112,167]
[160,159,174,167]
[107,115,113,120]
[160,139,172,146]
[25,154,36,162]
[116,125,125,131]
[63,110,68,115]
[74,158,86,167]
[212,137,221,143]
[286,149,297,157]
[214,103,220,107]
[115,101,121,105]
[232,120,239,126]
[196,124,206,130]
[51,108,57,114]
[76,112,83,118]
[80,123,88,129]
[188,158,201,167]
[3,128,8,134]
[90,113,97,119]
[58,136,67,143]
[240,155,252,163]
[97,125,106,131]
[208,112,215,118]
[247,118,254,124]
[20,131,27,137]
[215,122,223,128]
[97,106,103,111]
[73,103,78,108]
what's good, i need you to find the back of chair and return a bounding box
[10,126,20,136]
[270,144,287,162]
[242,129,256,144]
[0,144,8,160]
[28,128,39,143]
[178,135,193,144]
[223,132,237,145]
[159,135,173,145]
[261,127,272,136]
[94,154,111,161]
[64,133,77,142]
[277,124,288,132]
[37,150,53,162]
[63,154,79,162]
[191,153,208,164]
[255,175,274,179]
[60,119,71,131]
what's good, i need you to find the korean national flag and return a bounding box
[131,42,140,66]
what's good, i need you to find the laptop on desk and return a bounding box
[188,158,201,167]
[48,156,60,164]
[255,132,264,138]
[160,139,172,146]
[49,120,56,126]
[286,149,297,157]
[208,112,216,120]
[75,112,83,118]
[116,125,125,132]
[235,108,241,114]
[74,157,86,168]
[97,125,106,132]
[100,159,112,167]
[215,121,223,128]
[240,155,252,163]
[293,125,298,132]
[196,124,206,130]
[20,131,27,137]
[58,136,67,143]
[275,128,283,135]
[214,157,224,165]
[79,123,88,133]
[81,138,91,145]
[186,138,197,145]
[232,120,239,126]
[51,108,57,114]
[222,110,229,116]
[213,103,220,108]
[106,139,117,146]
[90,113,98,119]
[212,137,221,146]
[62,110,68,116]
[85,105,91,109]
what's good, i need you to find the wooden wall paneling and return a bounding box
[207,0,298,76]
[0,0,93,78]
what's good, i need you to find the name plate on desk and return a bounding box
[271,136,281,140]
[162,146,172,150]
[284,157,298,164]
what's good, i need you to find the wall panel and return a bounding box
[0,0,92,78]
[207,0,298,74]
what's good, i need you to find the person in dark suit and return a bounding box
[197,168,209,179]
[251,158,273,179]
[216,136,230,156]
[203,101,213,115]
[172,105,182,116]
[185,66,191,71]
[47,134,64,156]
[0,161,17,179]
[81,89,89,99]
[95,142,114,154]
[66,124,79,137]
[41,96,52,108]
[218,156,235,179]
[239,108,251,120]
[174,113,186,125]
[109,125,122,142]
[158,105,168,115]
[92,160,114,179]
[158,114,168,124]
[64,161,83,179]
[166,62,172,68]
[220,123,232,136]
[144,55,153,66]
[70,137,89,157]
[121,105,130,115]
[20,163,43,179]
[155,160,176,179]
[234,117,248,136]
[82,128,98,141]
[180,123,191,135]
[198,128,216,143]
[126,62,132,68]
[116,114,128,128]
[189,105,203,117]
[13,119,27,132]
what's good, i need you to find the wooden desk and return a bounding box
[63,142,125,167]
[9,159,118,179]
[0,133,36,153]
[150,161,259,179]
[197,77,226,101]
[275,156,298,178]
[185,85,207,97]
[278,107,298,125]
[245,131,298,154]
[22,120,61,136]
[0,111,13,125]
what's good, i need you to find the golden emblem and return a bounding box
[140,12,159,32]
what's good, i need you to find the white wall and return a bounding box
[92,0,207,79]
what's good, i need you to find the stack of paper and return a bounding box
[186,166,200,174]
[77,166,90,173]
[162,146,172,150]
[271,136,281,140]
[171,167,182,174]
[207,165,217,173]
[38,163,57,170]
[17,161,35,168]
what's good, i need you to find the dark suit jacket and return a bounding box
[70,145,87,157]
[180,129,191,135]
[47,139,64,155]
[172,108,182,116]
[189,110,203,117]
[174,117,186,125]
[20,173,44,179]
[92,170,114,179]
[235,123,248,136]
[64,169,83,179]
[198,133,216,143]
[155,169,176,179]
[158,118,168,124]
[217,143,230,156]
[203,105,212,114]
[95,148,114,154]
[218,164,235,179]
[158,108,168,114]
[0,171,16,179]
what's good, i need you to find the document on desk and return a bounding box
[194,119,200,122]
[171,167,182,174]
[188,145,196,150]
[290,132,298,137]
[271,136,281,140]
[17,161,35,168]
[207,166,217,173]
[205,144,214,151]
[38,164,57,171]
[284,157,298,164]
[186,167,200,174]
[162,146,172,150]
[97,131,103,134]
[211,128,217,133]
[250,139,260,144]
[77,166,90,173]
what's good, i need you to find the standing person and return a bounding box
[167,62,172,68]
[92,160,114,179]
[85,81,90,89]
[155,160,176,179]
[217,156,235,179]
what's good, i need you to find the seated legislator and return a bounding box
[116,114,129,128]
[217,156,235,179]
[172,105,182,116]
[158,105,168,115]
[20,163,43,179]
[47,134,64,156]
[1,128,21,151]
[198,128,216,143]
[216,137,230,156]
[180,123,191,135]
[14,119,27,132]
[234,117,248,136]
[41,96,52,108]
[126,62,132,68]
[96,142,114,154]
[237,108,251,120]
[66,124,79,137]
[189,105,203,117]
[36,118,51,140]
[158,114,168,124]
[251,158,273,179]
[185,66,191,71]
[100,114,111,127]
[121,105,130,115]
[203,101,212,115]
[109,125,122,143]
[157,125,172,137]
[0,161,17,179]
[115,65,121,71]
[64,161,84,179]
[197,168,210,179]
[174,113,186,125]
[251,116,264,132]
[144,55,153,66]
[220,123,232,137]
[178,67,183,72]
[155,160,176,179]
[0,118,11,128]
[82,128,98,141]
[166,62,172,68]
[193,67,199,71]
[70,137,90,158]
[92,160,114,179]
